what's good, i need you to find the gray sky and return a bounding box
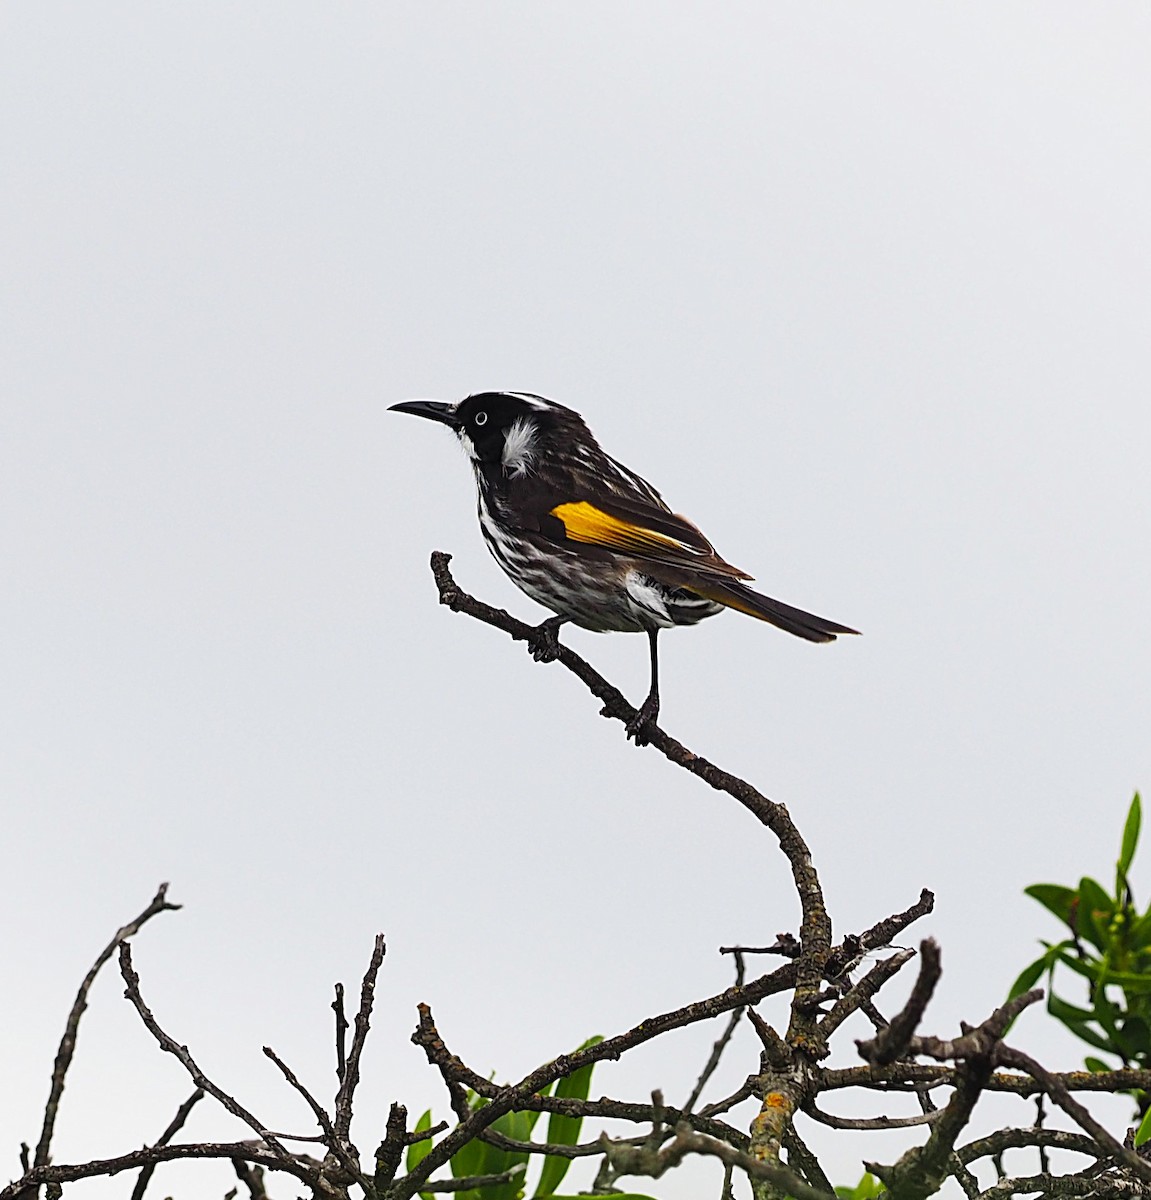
[3,4,1150,1196]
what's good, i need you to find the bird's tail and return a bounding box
[689,579,858,643]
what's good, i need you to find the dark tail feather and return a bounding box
[691,580,859,643]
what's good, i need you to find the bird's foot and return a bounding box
[625,693,660,746]
[526,616,566,663]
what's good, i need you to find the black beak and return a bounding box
[388,400,461,429]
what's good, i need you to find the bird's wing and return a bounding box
[539,493,753,581]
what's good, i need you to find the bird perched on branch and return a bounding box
[390,392,856,743]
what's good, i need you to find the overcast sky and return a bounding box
[3,4,1150,1197]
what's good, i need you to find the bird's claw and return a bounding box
[526,617,564,663]
[625,695,660,746]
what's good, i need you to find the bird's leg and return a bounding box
[625,628,661,745]
[526,615,567,663]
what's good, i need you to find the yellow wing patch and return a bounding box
[550,501,689,555]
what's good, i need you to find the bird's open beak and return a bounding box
[388,400,461,429]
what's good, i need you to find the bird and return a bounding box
[390,391,857,743]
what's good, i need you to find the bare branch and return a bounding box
[996,1044,1151,1184]
[684,950,746,1113]
[906,988,1043,1065]
[0,1142,319,1199]
[33,884,180,1170]
[231,1157,269,1200]
[956,1126,1105,1165]
[782,1125,834,1194]
[332,983,348,1086]
[823,1061,1151,1096]
[857,939,942,1064]
[699,1077,757,1119]
[867,983,1040,1199]
[129,1088,204,1200]
[373,1101,408,1189]
[406,1120,447,1145]
[429,551,832,1056]
[422,1164,526,1191]
[603,1121,835,1200]
[803,1101,941,1131]
[820,948,916,1040]
[262,1045,369,1190]
[334,933,386,1144]
[826,888,935,978]
[412,955,794,1107]
[116,943,296,1168]
[721,934,799,959]
[974,1173,1147,1199]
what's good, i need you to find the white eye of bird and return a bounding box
[474,411,488,426]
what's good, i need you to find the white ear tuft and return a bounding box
[501,417,538,476]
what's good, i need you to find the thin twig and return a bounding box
[857,939,942,1064]
[956,1126,1104,1165]
[129,1088,204,1200]
[820,948,916,1040]
[232,1158,269,1199]
[866,986,1038,1199]
[684,950,746,1113]
[334,933,386,1144]
[804,1101,941,1131]
[373,1102,409,1189]
[34,884,180,1169]
[721,935,799,959]
[782,1124,835,1194]
[428,551,832,1058]
[0,1142,319,1199]
[116,944,296,1167]
[996,1044,1151,1184]
[826,889,935,977]
[332,983,349,1086]
[403,999,756,1198]
[699,1077,757,1119]
[602,1120,835,1200]
[262,1045,369,1190]
[822,1061,1151,1095]
[422,1165,526,1191]
[974,1173,1146,1199]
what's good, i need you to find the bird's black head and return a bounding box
[390,391,559,474]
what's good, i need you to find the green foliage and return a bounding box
[401,1037,662,1199]
[533,1037,602,1198]
[1015,793,1151,1125]
[836,1171,886,1198]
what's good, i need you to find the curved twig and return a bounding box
[129,1088,204,1200]
[428,551,832,1059]
[33,884,180,1171]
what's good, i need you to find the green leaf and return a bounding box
[1007,954,1050,1000]
[1060,1018,1118,1055]
[1075,963,1151,995]
[1092,988,1123,1042]
[467,1108,533,1200]
[1024,884,1078,928]
[534,1036,603,1198]
[1047,993,1102,1026]
[1078,877,1115,950]
[1084,1056,1114,1072]
[836,1173,887,1199]
[406,1109,434,1173]
[1136,1105,1151,1147]
[524,1080,554,1136]
[1052,948,1103,983]
[1128,909,1151,949]
[1117,1015,1151,1060]
[1121,794,1143,877]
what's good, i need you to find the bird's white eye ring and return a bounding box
[474,411,488,426]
